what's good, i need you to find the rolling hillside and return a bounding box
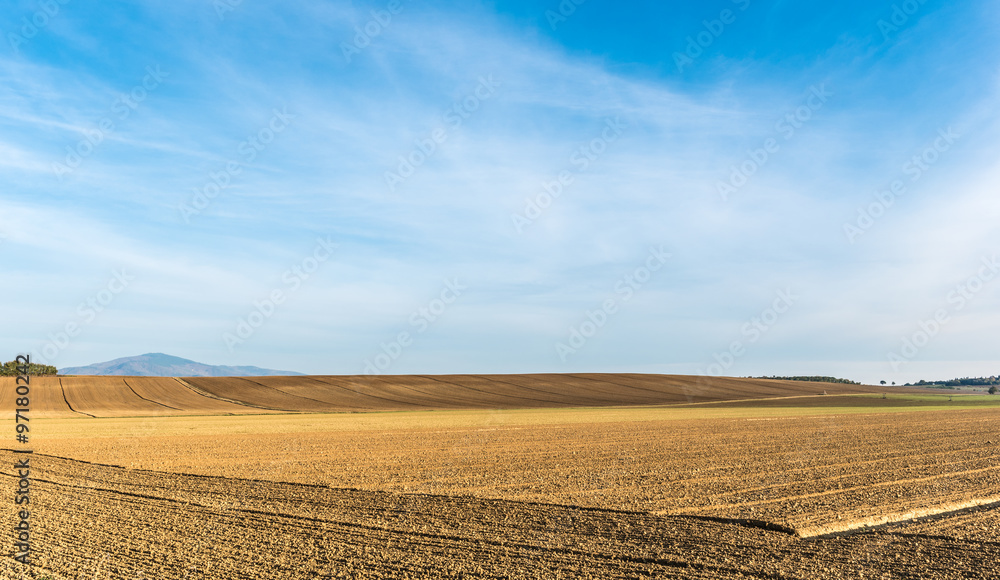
[2,374,906,418]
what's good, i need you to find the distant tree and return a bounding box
[990,386,998,395]
[880,380,886,385]
[0,360,57,376]
[892,382,896,385]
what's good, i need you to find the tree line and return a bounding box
[904,376,1000,387]
[751,376,861,385]
[0,360,58,376]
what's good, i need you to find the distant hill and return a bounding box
[59,353,303,377]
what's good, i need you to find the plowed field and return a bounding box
[0,374,907,417]
[34,403,1000,536]
[4,374,998,577]
[126,377,262,414]
[2,451,996,580]
[0,377,80,418]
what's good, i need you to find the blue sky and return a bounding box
[2,0,998,384]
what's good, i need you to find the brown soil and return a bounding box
[1,374,911,417]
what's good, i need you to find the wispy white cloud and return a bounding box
[1,1,998,380]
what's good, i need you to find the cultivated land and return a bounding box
[3,374,911,417]
[1,374,998,578]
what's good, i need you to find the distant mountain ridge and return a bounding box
[59,353,303,377]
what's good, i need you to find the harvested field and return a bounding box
[1,451,996,579]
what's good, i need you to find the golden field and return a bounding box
[2,374,998,578]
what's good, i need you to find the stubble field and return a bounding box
[1,374,998,578]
